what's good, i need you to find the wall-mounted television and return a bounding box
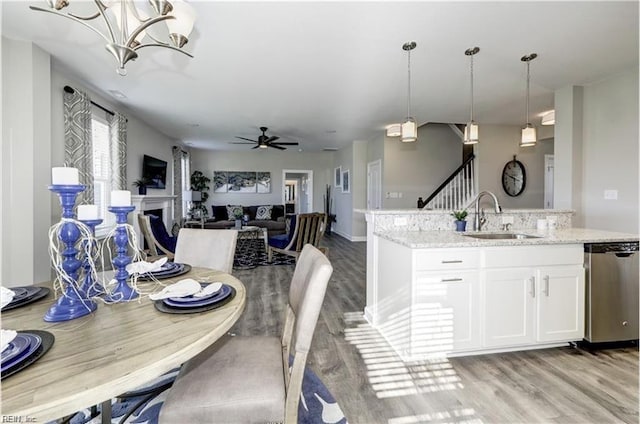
[142,154,167,189]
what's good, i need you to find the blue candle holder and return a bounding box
[44,185,98,322]
[78,218,104,298]
[107,205,138,302]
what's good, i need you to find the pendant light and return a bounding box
[463,47,480,145]
[520,53,538,147]
[401,41,417,143]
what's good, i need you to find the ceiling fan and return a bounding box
[230,127,299,150]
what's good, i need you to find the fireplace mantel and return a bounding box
[131,195,177,249]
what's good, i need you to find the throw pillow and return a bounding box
[226,205,243,221]
[255,205,273,220]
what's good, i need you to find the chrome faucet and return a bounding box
[473,191,502,231]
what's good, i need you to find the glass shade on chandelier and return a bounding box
[401,118,417,143]
[520,124,537,147]
[463,121,479,145]
[31,0,196,76]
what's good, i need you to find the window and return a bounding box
[92,108,115,237]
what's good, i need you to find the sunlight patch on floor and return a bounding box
[387,408,482,424]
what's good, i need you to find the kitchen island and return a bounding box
[363,209,638,360]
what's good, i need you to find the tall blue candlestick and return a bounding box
[44,185,98,322]
[78,218,104,298]
[107,205,138,301]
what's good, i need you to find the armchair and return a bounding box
[137,214,176,260]
[267,213,328,262]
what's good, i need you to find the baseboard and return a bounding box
[329,230,366,242]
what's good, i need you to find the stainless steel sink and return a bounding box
[462,232,543,240]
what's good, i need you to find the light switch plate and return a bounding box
[604,189,618,200]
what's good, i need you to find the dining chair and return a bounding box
[159,244,334,424]
[173,228,238,273]
[267,212,328,262]
[137,214,176,261]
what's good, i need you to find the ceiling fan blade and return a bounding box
[235,136,258,143]
[266,136,280,143]
[229,142,257,145]
[271,142,299,145]
[252,145,260,149]
[269,144,286,150]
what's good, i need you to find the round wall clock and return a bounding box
[501,155,526,197]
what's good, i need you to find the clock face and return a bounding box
[501,160,526,197]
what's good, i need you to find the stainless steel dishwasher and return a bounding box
[584,241,639,343]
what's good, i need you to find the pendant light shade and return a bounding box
[401,118,417,143]
[400,41,418,143]
[463,47,480,145]
[541,110,555,125]
[520,53,538,147]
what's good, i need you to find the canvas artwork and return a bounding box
[342,169,350,193]
[213,171,228,193]
[227,171,256,193]
[257,172,271,193]
[334,166,342,188]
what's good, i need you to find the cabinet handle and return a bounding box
[543,276,550,296]
[529,277,536,298]
[441,278,463,282]
[441,260,463,264]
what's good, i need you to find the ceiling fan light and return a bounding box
[541,110,555,125]
[520,124,537,147]
[166,0,196,44]
[463,121,479,145]
[259,144,268,149]
[401,118,417,143]
[386,124,401,137]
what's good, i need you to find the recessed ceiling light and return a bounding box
[323,147,338,151]
[325,130,337,134]
[108,90,127,99]
[188,123,200,127]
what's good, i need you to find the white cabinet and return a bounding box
[482,246,585,350]
[536,266,585,342]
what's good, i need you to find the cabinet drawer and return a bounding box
[484,245,583,268]
[414,248,480,271]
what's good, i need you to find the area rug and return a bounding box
[58,365,347,424]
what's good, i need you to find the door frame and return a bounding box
[367,159,382,210]
[282,169,313,213]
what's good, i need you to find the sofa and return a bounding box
[200,204,287,237]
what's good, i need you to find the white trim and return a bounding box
[282,169,313,213]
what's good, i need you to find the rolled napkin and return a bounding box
[149,278,201,301]
[1,286,15,309]
[1,329,17,353]
[126,257,168,275]
[192,282,223,298]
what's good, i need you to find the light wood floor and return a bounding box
[231,235,639,424]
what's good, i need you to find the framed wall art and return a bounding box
[342,169,350,193]
[334,166,342,188]
[213,171,228,193]
[256,171,271,193]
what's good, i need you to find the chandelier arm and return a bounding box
[125,14,175,48]
[133,42,194,58]
[29,5,113,44]
[66,11,101,20]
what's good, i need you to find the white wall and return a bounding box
[2,38,51,286]
[476,124,554,209]
[581,69,638,233]
[382,123,462,209]
[190,149,332,215]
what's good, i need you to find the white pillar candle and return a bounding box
[52,167,79,185]
[111,190,131,206]
[77,204,99,220]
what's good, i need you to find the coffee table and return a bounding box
[233,226,268,269]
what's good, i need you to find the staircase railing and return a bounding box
[422,153,476,210]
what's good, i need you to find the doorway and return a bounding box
[367,160,382,210]
[282,170,313,214]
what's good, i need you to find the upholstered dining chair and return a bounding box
[159,244,334,424]
[173,228,238,273]
[137,214,176,261]
[267,212,328,262]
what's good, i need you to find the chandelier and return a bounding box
[30,0,196,76]
[401,41,418,143]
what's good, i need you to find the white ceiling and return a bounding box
[2,1,638,152]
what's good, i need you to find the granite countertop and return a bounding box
[375,228,639,249]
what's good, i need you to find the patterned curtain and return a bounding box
[108,112,127,190]
[63,87,93,204]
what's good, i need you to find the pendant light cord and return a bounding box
[406,48,412,119]
[525,60,530,125]
[470,54,474,122]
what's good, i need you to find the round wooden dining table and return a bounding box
[1,267,246,422]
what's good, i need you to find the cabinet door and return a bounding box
[415,271,480,355]
[483,268,535,348]
[536,265,585,342]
